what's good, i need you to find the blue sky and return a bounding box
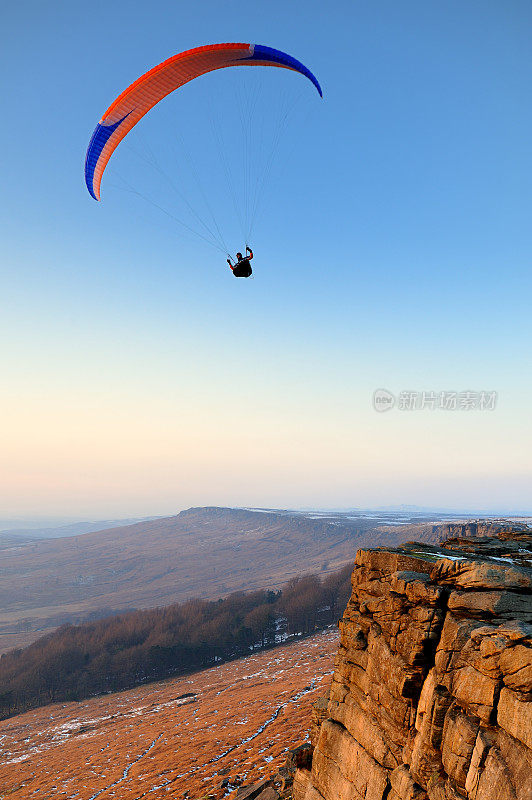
[1,0,531,516]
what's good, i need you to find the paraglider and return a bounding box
[227,246,254,277]
[85,43,322,273]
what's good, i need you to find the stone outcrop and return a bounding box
[292,532,532,800]
[431,521,531,543]
[235,778,279,799]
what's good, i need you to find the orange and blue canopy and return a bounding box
[85,43,322,201]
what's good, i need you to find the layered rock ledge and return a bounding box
[292,532,532,800]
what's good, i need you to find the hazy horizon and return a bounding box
[1,503,531,534]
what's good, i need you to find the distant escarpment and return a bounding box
[0,505,466,655]
[288,527,532,800]
[430,519,531,543]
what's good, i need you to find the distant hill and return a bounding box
[0,532,41,550]
[0,516,158,540]
[0,505,468,655]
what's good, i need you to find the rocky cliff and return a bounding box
[291,532,532,800]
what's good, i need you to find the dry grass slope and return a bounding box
[0,629,338,800]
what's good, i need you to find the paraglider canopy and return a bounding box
[85,43,322,202]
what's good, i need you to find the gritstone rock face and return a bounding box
[290,526,532,800]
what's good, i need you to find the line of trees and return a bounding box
[0,564,352,720]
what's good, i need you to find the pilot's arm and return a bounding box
[246,246,254,260]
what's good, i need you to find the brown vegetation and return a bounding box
[0,565,352,720]
[0,629,338,800]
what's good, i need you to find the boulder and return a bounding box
[440,705,478,788]
[235,779,274,799]
[431,558,532,592]
[447,590,532,619]
[254,790,279,800]
[473,746,518,800]
[389,764,428,799]
[313,719,389,800]
[497,687,532,749]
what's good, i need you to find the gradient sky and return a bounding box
[1,0,531,516]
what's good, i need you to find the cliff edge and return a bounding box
[292,531,532,800]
